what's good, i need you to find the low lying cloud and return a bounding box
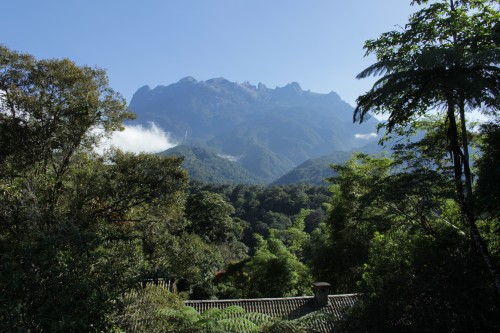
[217,154,242,162]
[97,122,177,154]
[354,132,378,140]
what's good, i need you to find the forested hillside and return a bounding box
[0,1,499,332]
[160,145,265,184]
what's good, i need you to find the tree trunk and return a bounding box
[458,98,474,205]
[447,102,500,295]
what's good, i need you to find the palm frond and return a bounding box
[356,61,393,79]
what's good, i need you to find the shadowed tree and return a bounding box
[353,0,500,294]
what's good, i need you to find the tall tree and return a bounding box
[0,45,134,173]
[353,0,500,294]
[0,47,191,332]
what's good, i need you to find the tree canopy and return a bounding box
[353,0,500,294]
[0,46,192,332]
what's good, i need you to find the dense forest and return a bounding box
[1,0,499,332]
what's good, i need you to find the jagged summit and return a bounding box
[280,82,303,93]
[131,77,320,101]
[179,76,197,84]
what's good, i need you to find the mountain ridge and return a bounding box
[130,77,380,183]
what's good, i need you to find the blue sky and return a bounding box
[2,0,422,106]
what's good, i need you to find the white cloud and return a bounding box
[96,122,177,154]
[217,153,242,162]
[355,132,378,140]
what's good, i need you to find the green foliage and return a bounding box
[475,122,500,218]
[189,182,330,249]
[0,47,214,332]
[355,0,499,130]
[313,149,500,330]
[217,233,312,299]
[0,149,189,331]
[218,306,247,318]
[354,0,500,215]
[117,285,189,333]
[475,121,500,266]
[167,233,224,295]
[184,191,248,295]
[161,145,264,184]
[309,154,394,292]
[242,312,275,326]
[340,221,499,332]
[0,45,133,172]
[120,297,340,333]
[247,235,312,297]
[272,209,311,259]
[187,191,242,244]
[218,318,260,333]
[260,311,337,333]
[0,45,135,331]
[190,183,329,300]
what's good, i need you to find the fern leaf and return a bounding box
[242,312,275,326]
[218,317,260,333]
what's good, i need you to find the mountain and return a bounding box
[129,77,380,183]
[272,142,389,185]
[271,151,352,185]
[160,145,264,184]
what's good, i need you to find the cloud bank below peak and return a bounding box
[355,132,378,140]
[97,122,177,154]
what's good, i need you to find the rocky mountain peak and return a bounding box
[128,77,379,183]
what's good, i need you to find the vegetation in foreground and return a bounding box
[118,284,336,333]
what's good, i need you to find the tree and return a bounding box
[186,191,245,245]
[0,47,191,332]
[216,233,312,299]
[340,225,499,332]
[353,0,500,294]
[311,154,393,292]
[167,232,225,298]
[244,234,312,298]
[318,151,499,330]
[0,149,189,332]
[0,45,133,173]
[273,209,311,260]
